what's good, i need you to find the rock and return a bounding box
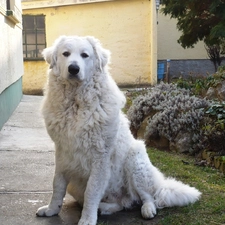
[219,161,225,174]
[214,156,221,169]
[136,116,170,150]
[146,135,170,150]
[137,116,150,139]
[206,87,217,100]
[136,118,192,152]
[205,80,225,101]
[170,132,192,153]
[217,80,225,101]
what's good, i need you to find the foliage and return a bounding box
[126,67,225,157]
[206,102,225,122]
[125,66,225,170]
[160,0,225,48]
[123,88,150,113]
[176,68,225,97]
[202,102,225,154]
[127,83,209,154]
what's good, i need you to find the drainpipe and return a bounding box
[150,0,158,85]
[155,0,160,24]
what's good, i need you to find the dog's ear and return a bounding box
[42,36,66,69]
[86,36,111,71]
[42,46,56,69]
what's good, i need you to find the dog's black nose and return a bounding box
[68,64,80,75]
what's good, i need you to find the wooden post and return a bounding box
[166,59,170,83]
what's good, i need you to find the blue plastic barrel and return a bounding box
[157,63,164,80]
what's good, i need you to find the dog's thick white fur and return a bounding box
[36,36,201,225]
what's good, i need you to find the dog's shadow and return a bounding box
[36,194,160,225]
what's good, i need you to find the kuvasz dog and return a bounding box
[36,35,201,225]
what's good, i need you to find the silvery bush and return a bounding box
[127,83,210,154]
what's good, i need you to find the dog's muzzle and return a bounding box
[68,64,80,79]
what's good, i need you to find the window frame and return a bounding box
[22,14,46,61]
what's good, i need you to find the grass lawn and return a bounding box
[148,148,225,225]
[97,148,225,225]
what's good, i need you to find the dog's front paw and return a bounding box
[141,202,157,219]
[78,217,97,225]
[36,205,60,217]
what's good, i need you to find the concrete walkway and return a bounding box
[0,95,158,225]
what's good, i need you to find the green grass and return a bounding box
[97,148,225,225]
[147,148,225,225]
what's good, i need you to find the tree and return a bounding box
[161,0,225,48]
[205,42,225,71]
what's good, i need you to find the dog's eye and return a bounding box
[63,52,70,57]
[81,53,89,58]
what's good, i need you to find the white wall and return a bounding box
[0,0,23,94]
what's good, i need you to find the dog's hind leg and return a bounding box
[98,202,123,215]
[131,169,157,219]
[126,140,157,219]
[139,191,157,219]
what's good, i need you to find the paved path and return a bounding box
[0,95,159,225]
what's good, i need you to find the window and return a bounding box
[22,15,46,60]
[7,0,22,22]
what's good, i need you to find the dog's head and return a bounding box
[42,36,110,84]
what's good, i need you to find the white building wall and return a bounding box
[0,0,23,94]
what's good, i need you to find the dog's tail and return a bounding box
[153,170,201,208]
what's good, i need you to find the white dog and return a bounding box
[36,36,201,225]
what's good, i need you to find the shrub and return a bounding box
[202,102,225,155]
[176,66,225,98]
[127,82,210,154]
